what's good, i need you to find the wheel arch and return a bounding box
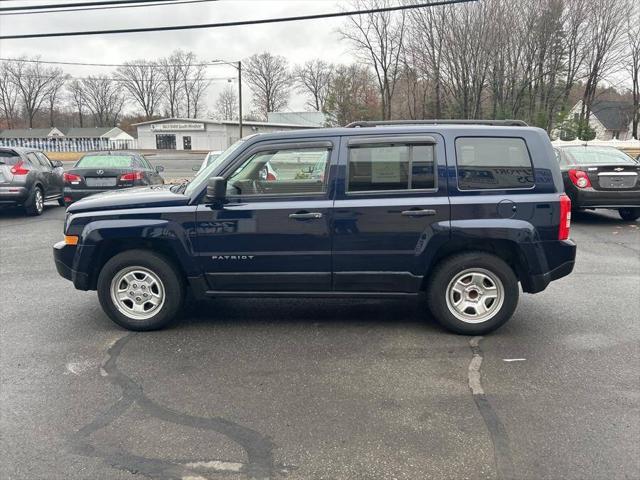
[86,239,189,290]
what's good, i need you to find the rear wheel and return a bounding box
[618,208,640,221]
[97,250,184,331]
[426,252,519,335]
[24,186,44,216]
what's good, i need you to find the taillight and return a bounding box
[64,173,82,184]
[568,169,591,188]
[119,171,144,181]
[10,160,29,175]
[559,194,571,240]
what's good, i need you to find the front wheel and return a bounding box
[618,208,640,222]
[97,250,184,331]
[426,252,519,335]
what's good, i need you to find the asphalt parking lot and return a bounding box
[1,155,639,480]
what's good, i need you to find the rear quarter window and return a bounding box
[455,137,534,190]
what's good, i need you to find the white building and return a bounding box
[133,118,314,151]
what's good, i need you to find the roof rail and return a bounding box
[345,119,528,128]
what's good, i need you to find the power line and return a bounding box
[0,57,216,68]
[0,0,477,40]
[0,0,216,16]
[0,0,178,13]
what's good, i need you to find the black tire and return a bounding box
[618,208,640,222]
[426,252,519,335]
[97,249,184,331]
[24,186,44,216]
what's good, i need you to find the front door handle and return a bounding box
[289,212,323,220]
[400,209,436,217]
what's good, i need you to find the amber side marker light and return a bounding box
[64,235,79,245]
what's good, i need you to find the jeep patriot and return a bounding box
[53,120,577,334]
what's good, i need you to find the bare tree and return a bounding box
[293,59,334,112]
[116,60,164,120]
[627,2,640,138]
[405,0,446,118]
[324,64,380,126]
[6,58,64,127]
[67,79,87,127]
[339,0,406,120]
[579,0,630,124]
[0,61,19,128]
[244,52,293,120]
[172,51,210,118]
[159,51,185,117]
[46,73,68,127]
[215,85,238,120]
[81,75,125,127]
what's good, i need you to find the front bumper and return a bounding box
[570,188,640,209]
[0,186,28,206]
[53,241,91,290]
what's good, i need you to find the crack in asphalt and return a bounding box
[69,333,276,480]
[468,336,515,480]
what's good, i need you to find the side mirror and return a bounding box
[155,165,165,173]
[206,176,227,205]
[53,160,63,168]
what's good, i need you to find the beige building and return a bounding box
[133,118,313,151]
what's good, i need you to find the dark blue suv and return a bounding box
[53,121,576,334]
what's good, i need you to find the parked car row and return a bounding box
[0,148,164,215]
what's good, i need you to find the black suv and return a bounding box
[53,120,576,335]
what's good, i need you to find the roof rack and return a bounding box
[345,119,528,128]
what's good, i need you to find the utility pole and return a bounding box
[212,59,243,141]
[237,61,242,139]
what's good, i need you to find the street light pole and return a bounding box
[211,59,243,140]
[237,61,242,140]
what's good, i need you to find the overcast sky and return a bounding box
[0,0,358,115]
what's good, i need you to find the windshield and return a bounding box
[76,155,141,169]
[562,147,637,166]
[184,140,246,195]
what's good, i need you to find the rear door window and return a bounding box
[26,152,41,168]
[455,137,534,190]
[347,142,436,192]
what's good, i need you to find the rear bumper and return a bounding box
[53,240,91,290]
[521,239,576,293]
[0,186,28,206]
[63,187,108,203]
[570,188,640,209]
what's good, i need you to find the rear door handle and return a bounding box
[400,209,436,217]
[289,212,323,220]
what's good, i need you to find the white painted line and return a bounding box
[503,358,526,362]
[185,460,244,472]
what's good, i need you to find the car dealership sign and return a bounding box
[150,123,205,131]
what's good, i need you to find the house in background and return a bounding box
[567,100,633,140]
[63,127,135,149]
[0,127,64,141]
